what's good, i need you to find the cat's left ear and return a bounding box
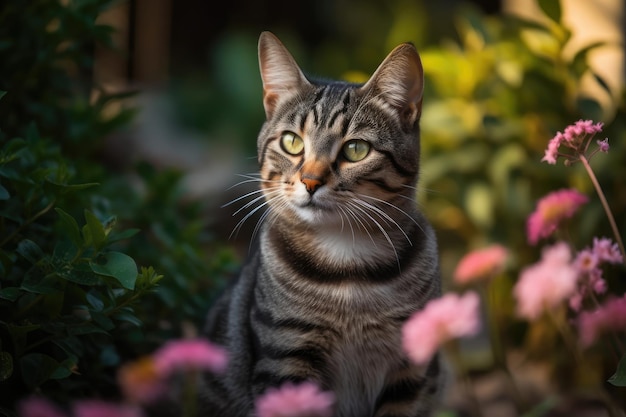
[361,43,424,127]
[258,31,311,119]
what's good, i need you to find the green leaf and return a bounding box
[20,353,61,387]
[83,210,105,250]
[570,41,606,78]
[106,228,140,244]
[591,71,612,95]
[112,311,143,327]
[90,311,114,331]
[0,351,13,381]
[538,0,562,23]
[55,208,82,247]
[50,358,74,379]
[21,267,62,294]
[16,239,44,264]
[608,354,626,386]
[0,91,6,101]
[0,287,20,301]
[55,266,99,286]
[44,180,99,196]
[86,290,104,311]
[89,252,138,290]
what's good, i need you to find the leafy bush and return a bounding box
[0,1,235,414]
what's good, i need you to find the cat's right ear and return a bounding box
[258,32,310,119]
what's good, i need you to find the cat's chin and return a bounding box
[293,204,340,225]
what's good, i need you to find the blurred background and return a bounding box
[1,0,625,416]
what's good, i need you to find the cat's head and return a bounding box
[256,31,424,227]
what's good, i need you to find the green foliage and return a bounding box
[0,0,234,412]
[0,0,136,153]
[414,3,626,268]
[609,354,626,387]
[0,127,162,402]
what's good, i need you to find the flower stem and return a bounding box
[579,154,626,265]
[481,282,527,413]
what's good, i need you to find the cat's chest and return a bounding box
[329,317,404,416]
[311,227,396,267]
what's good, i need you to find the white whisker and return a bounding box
[352,199,412,245]
[357,193,423,233]
[231,188,281,216]
[348,200,400,270]
[344,203,377,248]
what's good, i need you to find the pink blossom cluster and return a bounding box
[542,119,606,165]
[578,295,626,347]
[569,237,624,311]
[453,244,508,285]
[19,339,229,417]
[255,382,335,417]
[118,338,228,404]
[514,242,578,320]
[402,292,481,365]
[526,188,588,245]
[18,398,143,417]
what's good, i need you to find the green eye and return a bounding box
[342,140,370,162]
[280,132,304,155]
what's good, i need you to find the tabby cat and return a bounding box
[201,32,443,417]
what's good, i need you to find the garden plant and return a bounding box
[1,0,625,416]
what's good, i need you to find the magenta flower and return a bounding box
[526,189,588,245]
[153,338,228,376]
[514,242,578,320]
[73,401,143,417]
[18,397,67,417]
[542,119,604,165]
[402,292,480,365]
[568,237,621,311]
[592,237,623,264]
[255,381,335,417]
[597,138,610,153]
[578,295,626,347]
[453,245,508,285]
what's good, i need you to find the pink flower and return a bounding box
[453,245,508,285]
[255,381,335,417]
[574,248,599,273]
[592,237,623,264]
[73,401,143,417]
[563,119,603,141]
[18,397,67,417]
[578,295,626,347]
[542,120,605,165]
[153,338,228,376]
[118,356,166,404]
[526,189,588,245]
[402,292,481,365]
[597,138,610,153]
[514,242,578,320]
[541,134,562,164]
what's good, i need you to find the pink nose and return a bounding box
[301,177,323,195]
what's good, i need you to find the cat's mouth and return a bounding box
[292,198,337,223]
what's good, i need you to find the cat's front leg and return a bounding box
[374,355,445,417]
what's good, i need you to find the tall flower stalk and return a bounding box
[542,120,625,264]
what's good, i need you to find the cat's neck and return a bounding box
[265,211,419,272]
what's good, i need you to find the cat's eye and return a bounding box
[342,140,370,162]
[280,132,304,155]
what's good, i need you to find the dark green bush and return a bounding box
[0,1,235,414]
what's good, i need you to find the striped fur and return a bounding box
[199,32,443,417]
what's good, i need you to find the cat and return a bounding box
[200,31,444,417]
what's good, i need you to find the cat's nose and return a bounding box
[301,177,323,195]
